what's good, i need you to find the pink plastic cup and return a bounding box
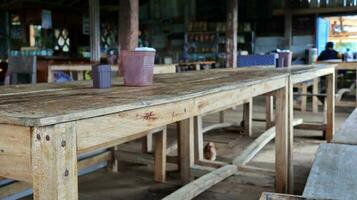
[119,50,155,86]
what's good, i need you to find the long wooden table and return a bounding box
[0,69,291,199]
[319,61,357,107]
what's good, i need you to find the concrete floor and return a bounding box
[22,96,354,200]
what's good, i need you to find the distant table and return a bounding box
[319,60,357,107]
[303,143,357,199]
[47,64,176,83]
[0,70,291,199]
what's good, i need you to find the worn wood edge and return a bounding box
[0,150,111,199]
[191,165,274,188]
[233,118,303,166]
[162,165,237,200]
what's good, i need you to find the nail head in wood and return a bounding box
[36,134,41,140]
[61,140,66,147]
[64,169,69,177]
[46,135,50,141]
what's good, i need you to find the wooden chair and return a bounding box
[4,56,37,85]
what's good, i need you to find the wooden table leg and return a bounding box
[108,146,118,172]
[265,95,274,129]
[243,99,253,136]
[179,117,194,183]
[275,82,292,194]
[312,78,319,113]
[32,123,78,200]
[194,115,204,164]
[77,71,84,81]
[300,83,307,112]
[326,73,335,143]
[155,128,167,183]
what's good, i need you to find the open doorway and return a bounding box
[317,15,357,55]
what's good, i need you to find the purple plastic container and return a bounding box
[92,65,112,89]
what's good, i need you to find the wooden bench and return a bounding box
[303,143,357,199]
[332,108,357,145]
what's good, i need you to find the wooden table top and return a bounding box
[0,69,288,127]
[318,60,357,70]
[332,108,357,145]
[303,143,357,199]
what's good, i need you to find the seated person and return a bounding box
[317,42,341,61]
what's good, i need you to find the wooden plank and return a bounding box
[0,151,112,199]
[303,143,357,199]
[260,192,311,200]
[154,128,167,183]
[31,123,78,200]
[179,117,194,183]
[265,95,274,129]
[332,108,357,145]
[0,181,30,199]
[275,84,290,193]
[0,125,32,182]
[76,101,194,154]
[295,123,326,131]
[326,73,335,143]
[243,99,253,136]
[163,165,237,200]
[299,83,307,112]
[233,118,303,167]
[191,165,274,188]
[226,0,238,68]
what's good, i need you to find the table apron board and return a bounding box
[0,76,288,185]
[290,67,335,84]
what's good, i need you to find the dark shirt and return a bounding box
[317,49,339,61]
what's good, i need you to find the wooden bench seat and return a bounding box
[303,143,357,199]
[332,108,357,145]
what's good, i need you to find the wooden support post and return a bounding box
[89,0,100,62]
[142,133,153,153]
[154,128,167,183]
[226,0,238,68]
[108,146,118,173]
[275,82,291,194]
[284,0,292,50]
[300,84,307,112]
[194,115,204,164]
[179,117,194,183]
[265,95,274,129]
[243,99,253,136]
[163,165,237,200]
[32,123,78,200]
[119,0,139,51]
[312,78,319,113]
[326,73,335,142]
